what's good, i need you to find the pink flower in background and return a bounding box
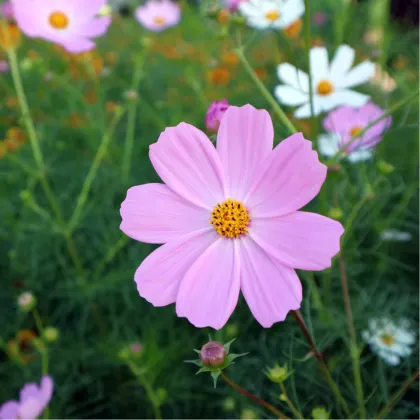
[0,60,9,73]
[0,1,13,19]
[11,0,111,53]
[135,0,181,32]
[222,0,247,11]
[319,103,391,162]
[312,11,326,26]
[120,105,344,329]
[205,99,229,132]
[0,376,53,420]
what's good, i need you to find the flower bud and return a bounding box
[241,408,258,419]
[17,292,36,311]
[223,397,236,411]
[266,363,290,383]
[200,341,227,367]
[327,207,343,221]
[205,99,229,132]
[43,327,59,343]
[377,159,394,175]
[312,407,330,419]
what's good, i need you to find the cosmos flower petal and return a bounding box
[60,36,96,54]
[274,85,309,106]
[377,350,400,366]
[238,237,302,328]
[347,150,372,162]
[318,133,340,157]
[39,376,54,407]
[276,63,309,91]
[323,90,370,110]
[149,122,225,209]
[74,16,111,38]
[120,183,209,244]
[11,0,42,36]
[217,105,273,200]
[176,238,240,330]
[250,211,344,270]
[74,0,107,16]
[18,397,44,420]
[394,329,416,345]
[310,46,329,82]
[0,401,20,419]
[293,98,325,118]
[245,133,327,217]
[135,229,217,307]
[336,61,375,88]
[329,45,355,78]
[19,384,40,403]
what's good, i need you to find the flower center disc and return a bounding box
[350,126,363,137]
[317,79,334,95]
[154,16,166,25]
[211,199,249,238]
[380,334,395,345]
[49,11,69,29]
[265,10,280,21]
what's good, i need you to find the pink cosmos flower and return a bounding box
[0,1,14,19]
[205,99,229,132]
[319,102,391,161]
[0,60,9,73]
[11,0,111,53]
[0,376,53,420]
[135,0,181,32]
[222,0,247,11]
[120,105,344,329]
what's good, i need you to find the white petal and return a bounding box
[337,61,376,89]
[377,349,400,366]
[274,85,309,106]
[276,63,309,91]
[293,97,323,118]
[318,133,340,157]
[329,45,355,78]
[321,90,370,111]
[347,149,373,162]
[310,47,329,83]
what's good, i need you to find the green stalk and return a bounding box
[69,109,125,231]
[279,382,303,418]
[234,48,297,135]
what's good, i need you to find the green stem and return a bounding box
[234,48,297,135]
[69,109,125,231]
[122,59,145,182]
[338,252,366,419]
[376,371,419,419]
[220,372,289,419]
[292,310,351,417]
[303,0,318,144]
[279,382,303,418]
[327,91,419,164]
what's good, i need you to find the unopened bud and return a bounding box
[223,397,235,411]
[266,364,290,383]
[312,407,330,419]
[43,327,59,343]
[327,207,343,220]
[241,408,258,419]
[17,292,36,311]
[200,341,227,367]
[377,159,394,175]
[217,9,230,25]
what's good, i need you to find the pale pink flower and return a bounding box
[319,103,391,161]
[222,0,247,11]
[0,1,13,19]
[0,60,9,73]
[135,0,181,32]
[205,99,229,132]
[11,0,111,53]
[0,376,53,420]
[120,105,343,329]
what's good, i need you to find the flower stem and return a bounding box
[279,382,303,418]
[220,371,290,419]
[303,0,318,144]
[292,310,351,417]
[376,370,419,419]
[234,47,297,135]
[338,252,366,419]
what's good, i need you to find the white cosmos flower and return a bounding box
[362,318,416,366]
[239,0,305,30]
[274,45,375,119]
[318,133,373,163]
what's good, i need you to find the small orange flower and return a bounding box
[221,51,239,67]
[393,55,409,70]
[67,112,86,128]
[208,66,231,86]
[4,127,26,151]
[255,67,267,81]
[284,18,303,39]
[106,100,119,113]
[217,9,230,25]
[6,96,18,109]
[311,36,325,47]
[84,88,98,104]
[0,22,21,51]
[8,329,38,364]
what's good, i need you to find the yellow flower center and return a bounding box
[210,199,250,239]
[265,10,280,21]
[317,79,334,95]
[154,16,166,25]
[350,126,363,137]
[380,334,395,346]
[49,12,69,30]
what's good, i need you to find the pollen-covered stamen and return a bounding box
[317,79,334,95]
[380,334,395,346]
[153,16,166,25]
[350,126,363,137]
[210,199,250,239]
[265,10,280,21]
[49,11,69,29]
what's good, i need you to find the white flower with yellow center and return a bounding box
[239,0,304,30]
[362,318,416,366]
[275,45,375,119]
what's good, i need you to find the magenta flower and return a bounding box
[312,11,327,26]
[11,0,111,53]
[0,376,53,420]
[222,0,247,11]
[0,60,9,73]
[120,105,343,329]
[0,1,14,19]
[135,0,181,32]
[319,103,391,161]
[205,99,229,132]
